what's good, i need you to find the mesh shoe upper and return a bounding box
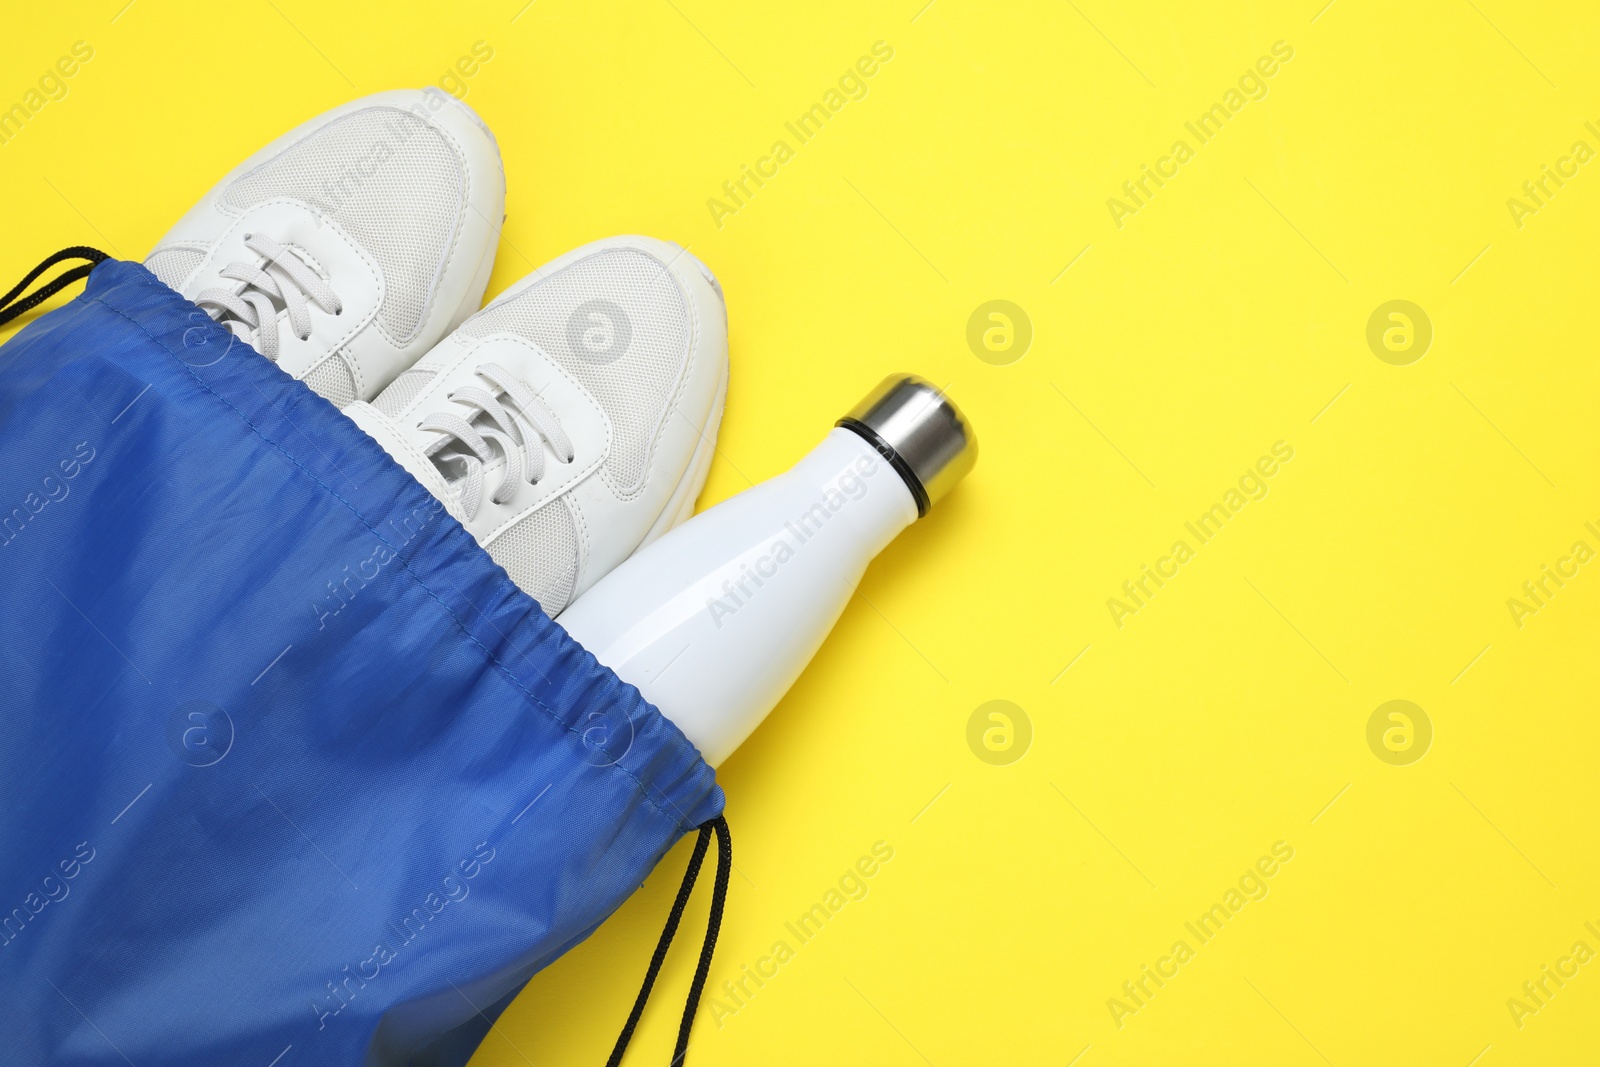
[219,106,467,345]
[145,248,205,289]
[492,497,581,612]
[362,238,726,617]
[456,248,691,495]
[143,91,505,406]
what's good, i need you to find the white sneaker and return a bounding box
[345,236,729,615]
[144,89,505,405]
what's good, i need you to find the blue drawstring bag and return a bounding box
[0,252,729,1067]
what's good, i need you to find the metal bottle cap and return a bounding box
[836,374,978,517]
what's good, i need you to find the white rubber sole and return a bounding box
[642,352,728,546]
[447,212,502,334]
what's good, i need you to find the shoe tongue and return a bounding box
[343,401,464,519]
[434,436,484,491]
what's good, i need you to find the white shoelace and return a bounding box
[419,363,575,521]
[195,233,343,360]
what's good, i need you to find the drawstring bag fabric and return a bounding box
[0,254,727,1066]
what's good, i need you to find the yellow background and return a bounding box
[6,1,1600,1063]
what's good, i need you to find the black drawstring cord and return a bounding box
[606,822,712,1066]
[607,815,732,1067]
[0,247,109,328]
[672,815,731,1065]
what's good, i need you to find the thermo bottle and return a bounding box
[558,374,977,766]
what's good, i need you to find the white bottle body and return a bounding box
[557,427,917,766]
